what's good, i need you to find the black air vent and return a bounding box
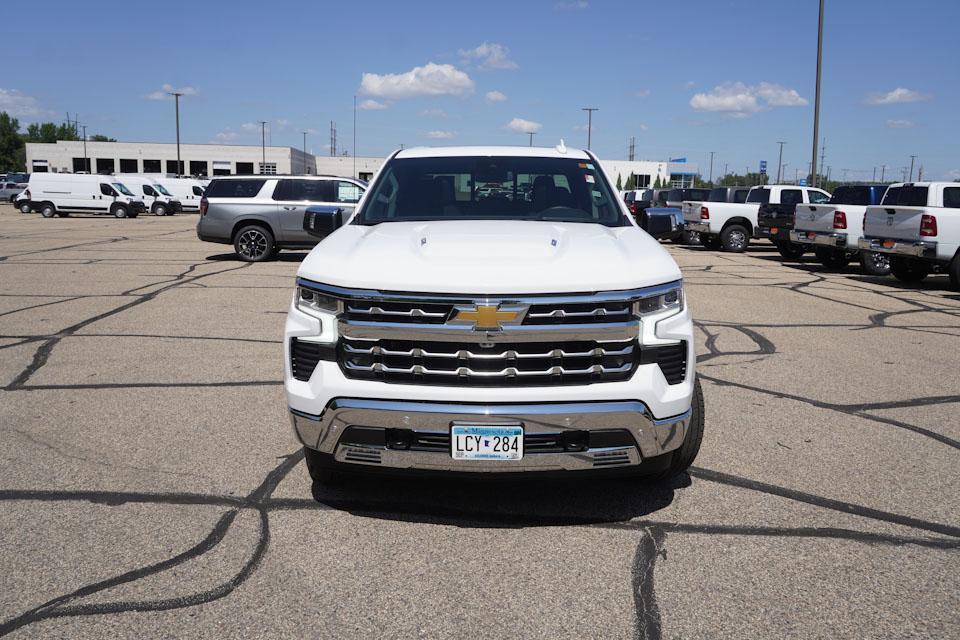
[640,341,688,385]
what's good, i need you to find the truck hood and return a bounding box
[298,220,681,294]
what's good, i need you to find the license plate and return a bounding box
[807,232,816,240]
[883,239,895,249]
[451,424,523,461]
[771,227,779,235]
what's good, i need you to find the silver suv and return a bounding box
[196,176,367,261]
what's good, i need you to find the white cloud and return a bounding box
[485,90,507,103]
[275,118,290,130]
[638,123,649,131]
[459,42,518,71]
[358,99,388,110]
[684,80,696,89]
[554,0,589,9]
[886,119,915,129]
[212,129,239,143]
[866,87,930,105]
[0,88,53,118]
[359,63,474,99]
[690,81,807,116]
[420,108,448,118]
[146,83,198,100]
[947,169,960,181]
[426,130,456,139]
[506,117,542,134]
[635,89,650,98]
[240,122,260,132]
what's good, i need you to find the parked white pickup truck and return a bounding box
[682,186,760,252]
[789,184,891,275]
[859,182,960,287]
[285,146,703,484]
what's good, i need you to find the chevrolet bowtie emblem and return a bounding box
[452,304,526,330]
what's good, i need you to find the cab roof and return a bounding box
[394,145,593,160]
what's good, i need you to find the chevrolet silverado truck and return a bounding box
[789,184,890,274]
[859,182,960,287]
[285,146,703,483]
[681,186,751,245]
[755,185,831,259]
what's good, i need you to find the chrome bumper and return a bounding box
[685,222,710,233]
[291,398,691,472]
[790,230,846,248]
[857,237,937,258]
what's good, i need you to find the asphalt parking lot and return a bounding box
[0,206,957,639]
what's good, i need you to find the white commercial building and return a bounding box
[24,141,695,186]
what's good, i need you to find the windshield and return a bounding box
[154,184,172,196]
[746,188,770,204]
[112,183,135,196]
[359,156,624,226]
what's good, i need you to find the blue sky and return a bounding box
[6,0,959,180]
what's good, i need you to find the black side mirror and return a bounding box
[303,206,344,239]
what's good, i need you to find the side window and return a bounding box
[808,190,830,204]
[335,181,362,204]
[275,179,335,202]
[100,183,117,197]
[192,186,204,196]
[144,185,157,197]
[734,190,749,203]
[943,187,960,209]
[780,189,802,205]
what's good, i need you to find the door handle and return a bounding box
[283,206,298,211]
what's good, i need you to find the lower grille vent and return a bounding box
[290,338,335,382]
[640,341,688,385]
[342,446,382,465]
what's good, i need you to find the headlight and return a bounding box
[633,286,683,317]
[296,287,341,317]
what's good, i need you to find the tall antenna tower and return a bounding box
[628,137,635,161]
[329,121,337,157]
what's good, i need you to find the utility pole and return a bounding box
[819,139,827,187]
[302,131,308,174]
[628,136,636,161]
[527,132,535,146]
[918,165,924,181]
[795,168,800,184]
[810,0,824,187]
[909,155,916,182]
[723,163,728,179]
[259,121,267,173]
[776,141,786,183]
[880,164,886,182]
[353,95,357,178]
[708,151,715,183]
[329,121,337,157]
[81,125,88,173]
[168,91,184,176]
[581,107,598,150]
[872,167,876,181]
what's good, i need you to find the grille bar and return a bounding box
[343,361,633,377]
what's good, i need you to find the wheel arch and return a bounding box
[722,216,753,236]
[231,217,276,243]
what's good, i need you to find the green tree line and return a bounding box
[0,111,115,172]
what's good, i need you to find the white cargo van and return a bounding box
[116,175,182,215]
[140,175,206,212]
[21,174,146,218]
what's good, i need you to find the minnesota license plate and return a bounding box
[451,424,523,461]
[771,227,779,235]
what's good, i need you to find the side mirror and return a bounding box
[303,206,344,239]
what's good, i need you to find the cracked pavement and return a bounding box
[0,207,957,638]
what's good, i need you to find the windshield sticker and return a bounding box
[584,174,595,183]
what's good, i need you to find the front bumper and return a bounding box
[790,230,847,248]
[130,201,147,213]
[685,221,710,234]
[858,237,937,258]
[291,398,690,472]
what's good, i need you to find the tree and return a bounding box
[653,175,661,188]
[624,174,636,190]
[0,112,24,171]
[616,173,622,191]
[695,174,713,189]
[23,122,78,143]
[89,134,117,142]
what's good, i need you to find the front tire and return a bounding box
[720,225,749,252]
[112,204,129,219]
[889,256,929,283]
[233,225,275,262]
[700,234,722,250]
[859,251,891,276]
[815,247,850,270]
[776,241,806,260]
[40,203,56,218]
[642,377,704,482]
[153,204,167,216]
[19,202,32,214]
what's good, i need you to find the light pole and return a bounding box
[353,95,357,178]
[776,141,786,183]
[909,155,916,182]
[528,132,535,147]
[581,107,598,150]
[810,0,824,187]
[259,121,267,173]
[302,131,308,174]
[708,151,715,183]
[880,164,886,182]
[81,125,88,173]
[168,91,184,176]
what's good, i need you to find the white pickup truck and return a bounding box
[284,146,703,484]
[682,186,760,252]
[859,182,960,287]
[788,184,891,275]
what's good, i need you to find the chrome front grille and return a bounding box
[339,337,638,386]
[343,299,633,326]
